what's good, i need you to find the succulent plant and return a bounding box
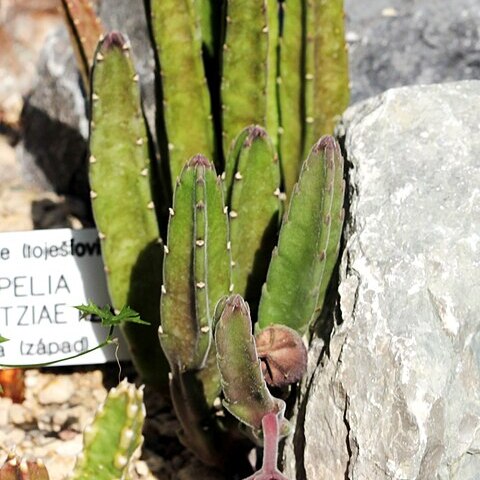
[61,0,349,476]
[0,380,144,480]
[71,379,145,480]
[0,454,50,480]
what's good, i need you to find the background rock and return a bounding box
[19,26,90,201]
[283,80,480,479]
[0,0,61,126]
[345,0,480,103]
[15,0,156,225]
[0,0,76,230]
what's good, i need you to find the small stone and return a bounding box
[44,454,76,480]
[135,460,150,476]
[9,403,32,425]
[0,430,8,447]
[381,7,399,17]
[24,370,39,389]
[37,376,75,405]
[58,430,77,441]
[52,408,69,428]
[0,398,12,427]
[55,438,83,456]
[9,428,26,444]
[31,445,50,458]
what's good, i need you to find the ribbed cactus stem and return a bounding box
[159,154,232,466]
[266,0,281,153]
[302,0,316,155]
[226,126,281,312]
[311,0,350,138]
[168,370,229,468]
[160,155,231,372]
[277,0,305,197]
[150,0,214,184]
[222,0,269,155]
[71,379,145,480]
[89,31,168,390]
[257,135,345,334]
[313,134,345,318]
[215,295,290,436]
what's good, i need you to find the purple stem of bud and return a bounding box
[242,413,289,480]
[262,412,280,473]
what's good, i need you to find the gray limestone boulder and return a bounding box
[345,0,480,103]
[19,27,89,198]
[284,81,480,479]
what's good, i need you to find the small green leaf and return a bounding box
[0,335,9,343]
[75,301,149,326]
[114,305,149,325]
[76,301,111,320]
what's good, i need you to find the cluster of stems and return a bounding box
[58,0,350,476]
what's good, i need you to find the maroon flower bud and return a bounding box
[255,325,307,388]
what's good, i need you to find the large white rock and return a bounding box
[284,81,480,479]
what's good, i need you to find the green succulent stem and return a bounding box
[226,126,281,312]
[277,0,305,198]
[221,0,268,155]
[215,295,289,436]
[88,32,168,390]
[311,0,350,138]
[150,0,214,184]
[160,155,231,372]
[71,379,145,480]
[169,369,230,468]
[257,135,345,335]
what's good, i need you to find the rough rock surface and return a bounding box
[17,0,155,203]
[19,26,91,202]
[0,2,88,230]
[283,81,480,479]
[345,0,480,103]
[0,0,61,124]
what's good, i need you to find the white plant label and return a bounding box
[0,228,129,366]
